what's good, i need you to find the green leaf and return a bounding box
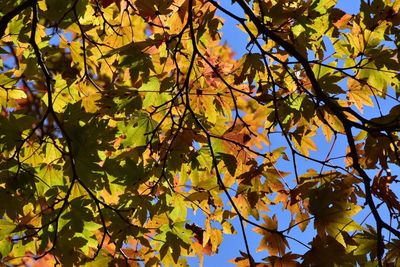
[0,219,15,240]
[119,112,157,147]
[0,239,12,258]
[140,77,172,109]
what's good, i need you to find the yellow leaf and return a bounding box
[348,79,373,112]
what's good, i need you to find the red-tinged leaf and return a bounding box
[333,13,353,29]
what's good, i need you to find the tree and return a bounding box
[0,0,400,265]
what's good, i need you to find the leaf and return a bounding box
[352,226,377,258]
[119,112,157,147]
[83,254,112,267]
[347,79,373,112]
[308,180,363,247]
[311,0,337,14]
[35,164,64,196]
[168,194,187,221]
[0,239,12,258]
[262,253,301,267]
[333,13,352,29]
[234,53,265,84]
[253,215,288,256]
[222,221,236,235]
[42,74,77,112]
[0,86,27,108]
[140,77,171,109]
[0,219,15,240]
[228,251,255,267]
[292,131,317,157]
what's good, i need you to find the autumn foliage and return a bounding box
[1,0,400,266]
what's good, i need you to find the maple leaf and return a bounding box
[253,215,288,256]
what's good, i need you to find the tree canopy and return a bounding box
[1,0,400,266]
